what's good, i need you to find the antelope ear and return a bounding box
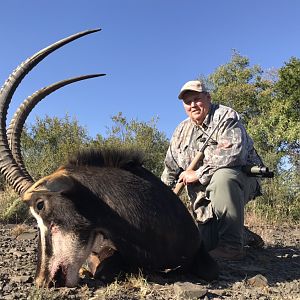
[42,174,75,193]
[22,170,75,201]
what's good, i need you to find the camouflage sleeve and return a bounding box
[161,137,179,187]
[195,110,249,185]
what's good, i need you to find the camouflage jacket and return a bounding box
[161,103,263,213]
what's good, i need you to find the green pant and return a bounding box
[197,167,260,251]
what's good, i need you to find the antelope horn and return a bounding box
[0,29,101,195]
[7,74,105,180]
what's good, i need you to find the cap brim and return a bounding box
[178,90,186,100]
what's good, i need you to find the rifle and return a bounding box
[173,111,228,195]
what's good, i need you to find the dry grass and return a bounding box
[245,209,267,227]
[28,285,92,300]
[10,223,31,237]
[93,273,151,300]
[245,200,298,226]
[0,186,30,223]
[92,272,172,300]
[26,273,172,300]
[28,286,55,300]
[0,187,16,214]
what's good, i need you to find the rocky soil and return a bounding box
[0,223,299,300]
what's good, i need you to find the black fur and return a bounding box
[36,147,219,283]
[67,148,218,277]
[65,147,144,169]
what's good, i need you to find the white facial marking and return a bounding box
[30,207,48,281]
[50,225,95,287]
[30,206,98,287]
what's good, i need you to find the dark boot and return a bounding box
[209,244,245,261]
[243,226,264,248]
[191,242,219,281]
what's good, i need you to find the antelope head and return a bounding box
[0,29,104,287]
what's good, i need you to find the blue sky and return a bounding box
[0,0,299,139]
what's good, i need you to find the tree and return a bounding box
[208,50,263,125]
[22,114,90,180]
[21,112,169,180]
[208,51,300,222]
[92,112,169,177]
[273,57,300,164]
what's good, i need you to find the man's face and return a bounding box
[182,91,211,125]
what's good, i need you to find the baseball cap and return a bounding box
[178,80,207,99]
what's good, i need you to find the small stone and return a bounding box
[3,284,13,292]
[247,274,268,287]
[25,246,36,252]
[2,295,14,300]
[173,282,207,299]
[11,275,34,284]
[16,232,37,241]
[209,289,226,296]
[12,251,23,258]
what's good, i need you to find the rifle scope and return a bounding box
[242,165,274,178]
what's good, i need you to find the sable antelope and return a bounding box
[0,29,218,287]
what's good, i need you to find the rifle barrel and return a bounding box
[173,112,228,196]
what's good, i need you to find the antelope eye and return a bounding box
[36,200,44,211]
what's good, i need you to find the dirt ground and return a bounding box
[0,223,299,300]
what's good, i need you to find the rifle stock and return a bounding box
[173,151,204,195]
[172,111,228,196]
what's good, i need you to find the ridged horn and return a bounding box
[0,29,101,195]
[7,74,105,180]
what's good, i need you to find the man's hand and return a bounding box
[178,170,199,185]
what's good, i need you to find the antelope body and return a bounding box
[0,29,218,287]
